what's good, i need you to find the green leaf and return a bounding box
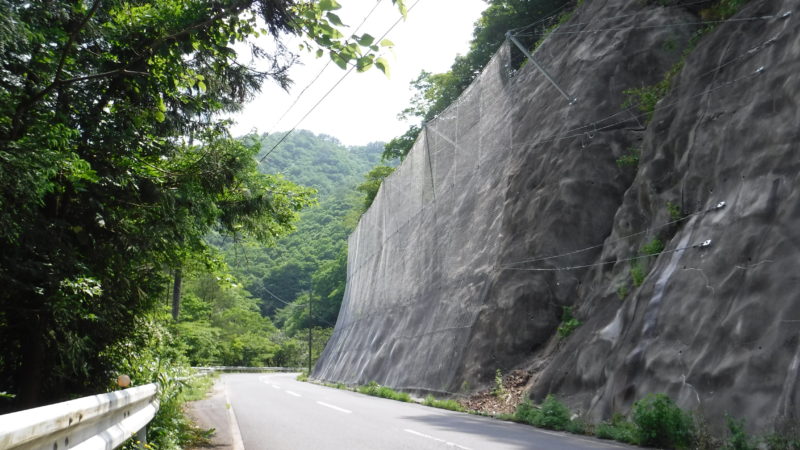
[318,0,342,11]
[326,12,344,26]
[392,0,408,18]
[380,39,394,47]
[154,110,165,122]
[316,48,324,58]
[356,56,373,73]
[197,81,207,93]
[375,57,391,78]
[357,33,375,47]
[330,52,347,70]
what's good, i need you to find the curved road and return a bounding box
[207,373,634,450]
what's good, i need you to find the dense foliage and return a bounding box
[167,131,384,372]
[0,0,403,411]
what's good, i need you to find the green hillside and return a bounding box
[226,131,385,325]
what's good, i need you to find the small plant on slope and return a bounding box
[492,369,507,398]
[557,306,581,338]
[632,393,695,449]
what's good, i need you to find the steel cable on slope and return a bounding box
[344,60,762,279]
[499,202,726,268]
[499,240,712,272]
[512,11,789,37]
[259,0,424,163]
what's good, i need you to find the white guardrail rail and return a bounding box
[0,367,299,449]
[0,383,158,450]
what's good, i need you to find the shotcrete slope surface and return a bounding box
[314,0,800,430]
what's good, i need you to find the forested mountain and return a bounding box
[208,131,385,334]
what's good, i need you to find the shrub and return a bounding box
[596,414,639,444]
[617,284,629,300]
[565,418,589,435]
[667,201,683,221]
[764,415,800,450]
[534,395,572,430]
[616,147,640,168]
[514,399,540,424]
[725,416,757,450]
[514,396,572,431]
[632,394,694,449]
[296,371,309,382]
[492,369,507,398]
[423,395,464,412]
[641,238,665,256]
[557,306,581,338]
[631,263,646,287]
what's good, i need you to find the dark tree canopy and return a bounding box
[0,0,402,410]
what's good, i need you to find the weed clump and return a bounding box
[557,306,581,338]
[632,393,695,449]
[596,413,639,444]
[357,381,411,402]
[423,395,464,412]
[492,369,507,398]
[725,416,757,450]
[641,237,665,256]
[616,147,640,168]
[631,262,646,286]
[514,395,573,431]
[667,201,684,221]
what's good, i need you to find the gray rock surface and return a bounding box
[314,0,799,432]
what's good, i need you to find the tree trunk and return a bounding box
[171,268,182,321]
[14,326,46,409]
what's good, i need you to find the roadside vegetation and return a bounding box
[300,373,798,449]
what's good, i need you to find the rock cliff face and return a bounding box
[314,0,799,431]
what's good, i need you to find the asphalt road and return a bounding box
[218,373,634,450]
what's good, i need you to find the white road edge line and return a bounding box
[404,429,472,450]
[223,381,245,450]
[272,385,281,389]
[316,401,352,414]
[286,390,302,397]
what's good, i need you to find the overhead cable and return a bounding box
[259,0,424,163]
[266,0,385,136]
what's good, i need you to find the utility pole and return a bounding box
[307,290,313,374]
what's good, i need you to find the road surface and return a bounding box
[205,373,634,450]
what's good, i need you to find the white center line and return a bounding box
[286,390,302,397]
[404,429,472,450]
[316,401,352,414]
[271,385,281,389]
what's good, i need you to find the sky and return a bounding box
[230,0,488,147]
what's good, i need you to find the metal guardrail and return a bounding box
[0,367,297,449]
[195,366,303,373]
[0,383,159,449]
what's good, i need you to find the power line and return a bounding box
[266,0,385,135]
[259,0,423,163]
[261,283,336,327]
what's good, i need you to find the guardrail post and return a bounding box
[136,426,147,448]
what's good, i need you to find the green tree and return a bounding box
[0,0,402,410]
[357,165,396,210]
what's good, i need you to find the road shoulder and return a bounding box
[185,378,244,450]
